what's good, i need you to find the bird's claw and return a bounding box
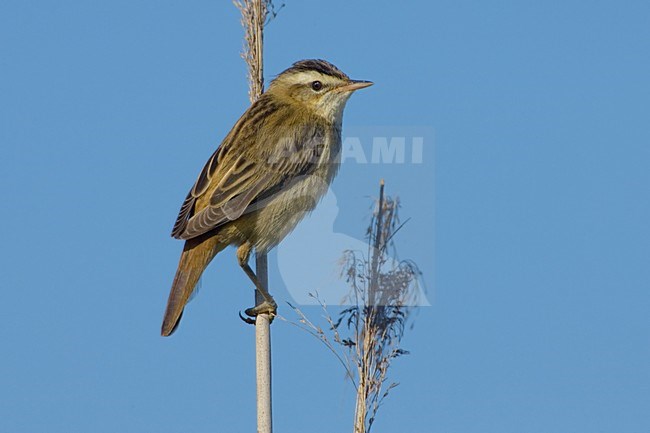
[238,311,257,325]
[239,300,277,325]
[245,299,277,317]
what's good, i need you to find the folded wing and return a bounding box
[171,122,326,240]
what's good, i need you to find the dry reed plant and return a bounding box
[287,182,422,433]
[231,2,281,432]
[232,0,283,102]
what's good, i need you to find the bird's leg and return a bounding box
[236,242,277,320]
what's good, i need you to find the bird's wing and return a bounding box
[172,121,327,240]
[171,145,224,239]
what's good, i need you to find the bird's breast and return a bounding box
[249,130,342,252]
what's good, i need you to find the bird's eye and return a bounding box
[311,80,323,91]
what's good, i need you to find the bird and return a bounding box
[161,59,373,336]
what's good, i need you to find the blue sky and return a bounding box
[1,1,649,432]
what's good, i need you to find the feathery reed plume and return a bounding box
[287,181,422,433]
[233,0,282,102]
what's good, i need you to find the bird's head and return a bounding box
[267,59,373,124]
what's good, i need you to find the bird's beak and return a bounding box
[337,79,374,92]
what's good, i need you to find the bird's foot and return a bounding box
[245,299,277,318]
[239,299,277,325]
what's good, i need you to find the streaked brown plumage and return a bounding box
[161,59,372,336]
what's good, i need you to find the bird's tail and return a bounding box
[161,236,226,336]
